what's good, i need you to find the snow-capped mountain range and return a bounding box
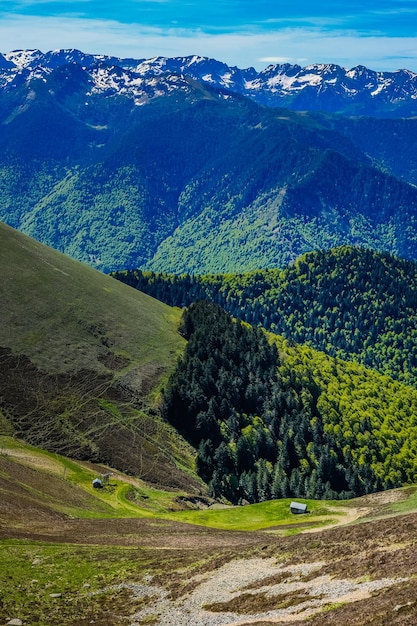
[3,47,417,275]
[2,48,417,116]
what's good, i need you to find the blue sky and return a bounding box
[1,1,417,71]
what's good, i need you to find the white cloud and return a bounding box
[0,13,417,72]
[259,56,294,64]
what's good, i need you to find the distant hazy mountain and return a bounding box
[1,49,417,273]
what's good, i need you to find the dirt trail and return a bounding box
[302,488,410,534]
[3,448,63,475]
[301,505,370,533]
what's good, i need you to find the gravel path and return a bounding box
[117,557,406,625]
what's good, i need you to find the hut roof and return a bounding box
[290,501,308,513]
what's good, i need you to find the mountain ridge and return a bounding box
[114,245,417,388]
[3,48,417,116]
[2,48,417,274]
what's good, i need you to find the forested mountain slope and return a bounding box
[4,223,417,504]
[163,301,417,503]
[114,246,417,388]
[321,114,417,186]
[2,55,417,272]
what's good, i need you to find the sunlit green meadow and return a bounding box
[0,436,365,532]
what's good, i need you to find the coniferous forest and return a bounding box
[162,301,417,504]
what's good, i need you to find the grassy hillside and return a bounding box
[0,220,183,373]
[0,436,352,533]
[0,221,198,489]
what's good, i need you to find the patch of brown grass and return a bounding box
[239,571,291,591]
[0,347,200,492]
[204,590,310,614]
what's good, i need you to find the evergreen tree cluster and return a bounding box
[162,301,408,504]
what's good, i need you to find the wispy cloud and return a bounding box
[1,11,417,72]
[259,57,296,64]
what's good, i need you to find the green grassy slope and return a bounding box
[2,435,414,535]
[0,222,198,489]
[0,220,184,374]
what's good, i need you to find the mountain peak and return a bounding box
[2,48,417,116]
[4,49,44,69]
